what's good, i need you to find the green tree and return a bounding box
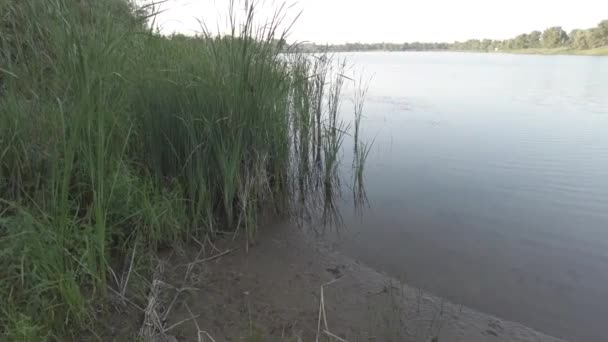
[542,26,569,48]
[481,39,492,51]
[570,29,591,49]
[465,39,481,50]
[528,31,542,48]
[591,20,608,47]
[502,39,516,50]
[513,34,530,49]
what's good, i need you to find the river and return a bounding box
[334,51,608,342]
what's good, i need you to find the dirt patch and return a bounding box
[131,224,567,342]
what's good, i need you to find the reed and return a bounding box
[0,0,367,338]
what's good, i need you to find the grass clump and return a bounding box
[0,0,365,339]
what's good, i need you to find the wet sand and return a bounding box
[154,224,566,342]
[335,210,608,342]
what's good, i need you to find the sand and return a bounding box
[140,223,568,342]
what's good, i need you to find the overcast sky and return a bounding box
[151,0,608,43]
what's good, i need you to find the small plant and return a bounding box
[352,74,373,212]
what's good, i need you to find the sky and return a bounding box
[150,0,608,43]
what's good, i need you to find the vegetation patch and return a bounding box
[0,0,367,339]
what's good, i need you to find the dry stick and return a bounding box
[324,330,348,342]
[185,303,202,341]
[164,314,201,333]
[108,284,145,312]
[321,285,329,330]
[315,276,346,342]
[141,264,203,338]
[184,242,207,283]
[162,286,201,322]
[200,331,217,342]
[191,235,207,254]
[204,234,222,253]
[140,258,177,340]
[316,287,324,342]
[185,303,217,342]
[121,242,137,297]
[184,248,233,267]
[140,279,162,340]
[108,265,121,291]
[191,234,221,255]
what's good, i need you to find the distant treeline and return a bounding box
[296,41,448,52]
[297,41,450,52]
[296,19,608,53]
[452,19,608,51]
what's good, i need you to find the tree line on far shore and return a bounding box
[297,19,608,52]
[452,20,608,51]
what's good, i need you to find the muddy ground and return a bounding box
[100,222,567,342]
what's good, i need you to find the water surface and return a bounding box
[336,52,608,342]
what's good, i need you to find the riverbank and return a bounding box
[505,47,608,56]
[439,47,608,56]
[125,223,567,342]
[302,48,608,57]
[450,47,608,56]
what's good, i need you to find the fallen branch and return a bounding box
[324,330,348,342]
[186,303,217,342]
[315,276,347,342]
[183,248,233,267]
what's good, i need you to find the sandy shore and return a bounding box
[135,223,567,342]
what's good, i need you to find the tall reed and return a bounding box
[0,0,368,339]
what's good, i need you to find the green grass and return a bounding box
[0,0,364,339]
